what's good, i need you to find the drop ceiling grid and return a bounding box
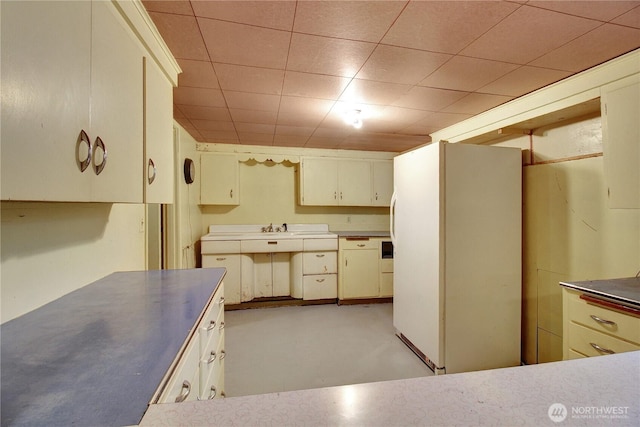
[143,0,640,152]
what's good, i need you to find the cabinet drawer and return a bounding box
[202,240,241,254]
[340,239,378,250]
[199,334,225,399]
[199,308,224,356]
[303,251,337,274]
[241,239,303,253]
[304,238,338,251]
[568,294,640,344]
[198,283,225,354]
[158,333,200,403]
[568,322,640,357]
[380,258,393,273]
[303,274,337,300]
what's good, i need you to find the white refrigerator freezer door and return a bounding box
[392,143,444,368]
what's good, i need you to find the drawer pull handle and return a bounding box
[590,315,616,326]
[216,257,226,261]
[209,386,217,399]
[220,350,226,360]
[590,342,615,354]
[206,320,216,331]
[218,297,225,305]
[175,380,191,403]
[219,321,225,330]
[315,254,325,258]
[207,351,217,364]
[316,278,325,283]
[357,244,365,247]
[268,241,278,245]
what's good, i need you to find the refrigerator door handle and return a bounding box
[390,188,397,246]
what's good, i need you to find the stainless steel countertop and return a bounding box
[559,276,640,307]
[0,268,225,427]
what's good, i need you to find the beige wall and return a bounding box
[1,202,146,323]
[200,159,390,235]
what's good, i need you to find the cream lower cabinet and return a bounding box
[338,237,393,300]
[159,283,225,402]
[562,288,640,360]
[253,253,291,298]
[302,251,338,300]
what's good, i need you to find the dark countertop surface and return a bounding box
[0,268,225,427]
[335,231,391,238]
[560,276,640,307]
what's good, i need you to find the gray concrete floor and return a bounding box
[224,303,433,397]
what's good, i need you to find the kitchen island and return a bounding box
[0,268,225,426]
[141,351,639,426]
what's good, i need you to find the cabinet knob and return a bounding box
[93,136,107,175]
[147,158,156,185]
[218,297,225,305]
[174,380,191,403]
[207,351,217,364]
[206,320,216,331]
[76,129,92,172]
[219,321,225,331]
[220,350,226,360]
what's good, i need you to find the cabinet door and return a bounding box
[341,248,379,298]
[338,159,372,206]
[372,160,393,206]
[1,0,92,201]
[90,0,144,203]
[200,154,239,205]
[202,255,241,305]
[299,157,338,205]
[253,253,273,298]
[144,57,175,203]
[601,77,640,208]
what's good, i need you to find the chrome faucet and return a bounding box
[261,223,274,232]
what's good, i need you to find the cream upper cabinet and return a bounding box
[144,57,175,204]
[299,157,378,206]
[1,0,176,203]
[601,75,640,209]
[200,154,240,205]
[339,160,372,206]
[1,0,92,201]
[89,0,144,203]
[299,157,339,205]
[372,160,393,207]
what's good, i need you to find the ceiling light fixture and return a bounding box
[344,109,363,129]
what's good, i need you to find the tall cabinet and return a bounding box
[392,141,522,374]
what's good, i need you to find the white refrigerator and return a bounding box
[391,141,522,374]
